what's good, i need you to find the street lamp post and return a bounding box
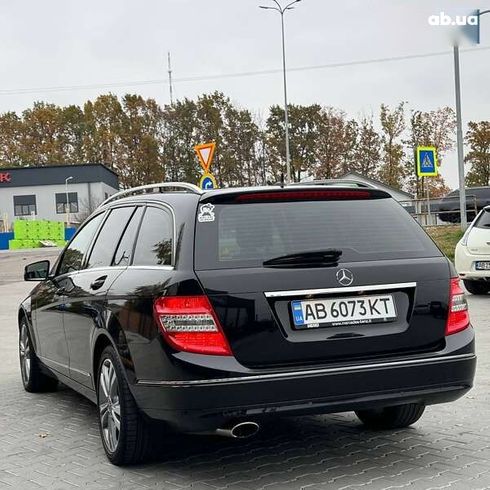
[454,9,489,231]
[65,176,73,227]
[260,0,302,183]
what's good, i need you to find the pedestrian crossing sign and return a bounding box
[416,146,438,177]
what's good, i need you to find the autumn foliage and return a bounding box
[0,91,483,196]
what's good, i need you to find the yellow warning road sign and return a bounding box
[194,142,216,172]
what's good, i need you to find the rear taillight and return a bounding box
[446,278,470,335]
[153,296,232,356]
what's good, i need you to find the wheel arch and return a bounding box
[18,299,32,329]
[92,333,112,387]
[18,307,27,329]
[92,322,135,391]
[18,304,39,354]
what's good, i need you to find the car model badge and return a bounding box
[336,268,354,286]
[198,203,215,223]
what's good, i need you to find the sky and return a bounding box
[1,0,489,189]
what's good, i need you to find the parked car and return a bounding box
[19,182,476,465]
[455,205,490,294]
[438,187,490,223]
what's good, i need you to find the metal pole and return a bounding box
[453,45,467,231]
[167,51,174,105]
[426,181,431,225]
[65,181,70,227]
[65,176,72,227]
[280,12,291,183]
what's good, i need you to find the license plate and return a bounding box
[475,261,490,270]
[291,294,396,329]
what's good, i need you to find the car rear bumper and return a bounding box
[455,245,490,279]
[132,329,476,432]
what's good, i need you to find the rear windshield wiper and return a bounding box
[263,249,342,268]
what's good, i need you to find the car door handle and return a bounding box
[90,275,107,291]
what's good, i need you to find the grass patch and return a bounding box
[425,225,464,261]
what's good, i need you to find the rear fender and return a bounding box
[18,298,38,353]
[91,314,135,390]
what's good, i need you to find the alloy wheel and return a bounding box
[98,358,121,453]
[19,324,31,385]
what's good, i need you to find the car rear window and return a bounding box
[474,209,490,228]
[195,198,442,270]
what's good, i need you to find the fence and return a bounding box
[399,195,478,226]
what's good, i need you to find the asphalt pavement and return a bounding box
[1,249,489,489]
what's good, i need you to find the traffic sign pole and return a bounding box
[416,146,438,226]
[453,46,468,231]
[426,180,431,225]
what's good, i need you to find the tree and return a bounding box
[0,112,23,166]
[59,105,86,163]
[83,94,125,176]
[119,95,164,187]
[0,92,485,197]
[222,106,262,186]
[465,121,490,186]
[266,104,322,182]
[377,102,406,190]
[351,116,381,179]
[314,107,354,179]
[20,102,68,164]
[377,102,405,189]
[162,98,199,183]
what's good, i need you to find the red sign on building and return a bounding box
[0,172,11,183]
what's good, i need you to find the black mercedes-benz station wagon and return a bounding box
[19,183,476,465]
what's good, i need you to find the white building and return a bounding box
[0,164,119,227]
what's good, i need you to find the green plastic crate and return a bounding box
[45,222,63,239]
[38,222,49,237]
[13,221,28,240]
[8,239,22,250]
[24,222,36,238]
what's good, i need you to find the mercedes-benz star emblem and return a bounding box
[336,268,354,286]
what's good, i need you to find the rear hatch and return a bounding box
[194,187,451,368]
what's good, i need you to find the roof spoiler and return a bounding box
[201,186,391,204]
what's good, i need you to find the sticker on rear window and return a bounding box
[198,203,215,223]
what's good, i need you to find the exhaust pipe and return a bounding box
[215,421,260,439]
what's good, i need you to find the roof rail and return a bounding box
[289,179,376,189]
[100,182,202,207]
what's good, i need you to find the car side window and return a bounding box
[112,207,144,267]
[58,213,105,275]
[132,206,173,266]
[86,207,135,269]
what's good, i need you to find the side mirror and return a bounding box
[24,260,51,281]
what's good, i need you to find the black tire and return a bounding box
[97,345,150,465]
[355,403,425,430]
[19,319,58,393]
[463,280,490,295]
